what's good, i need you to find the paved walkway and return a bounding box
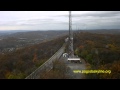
[59,55,86,79]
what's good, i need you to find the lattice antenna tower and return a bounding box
[69,11,74,58]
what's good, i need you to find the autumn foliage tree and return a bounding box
[33,52,38,63]
[0,36,66,79]
[73,31,120,79]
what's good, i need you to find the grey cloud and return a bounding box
[0,18,56,26]
[56,11,120,18]
[0,11,120,30]
[73,11,120,18]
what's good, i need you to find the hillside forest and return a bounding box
[74,32,120,79]
[0,36,66,79]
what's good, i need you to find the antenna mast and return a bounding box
[69,11,74,58]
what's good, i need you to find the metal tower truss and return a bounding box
[68,11,81,63]
[69,11,74,58]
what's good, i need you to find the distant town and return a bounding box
[0,30,68,54]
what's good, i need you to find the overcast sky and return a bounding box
[0,11,120,31]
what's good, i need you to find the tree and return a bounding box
[33,52,38,63]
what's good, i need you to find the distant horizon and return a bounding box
[1,11,120,30]
[0,29,120,32]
